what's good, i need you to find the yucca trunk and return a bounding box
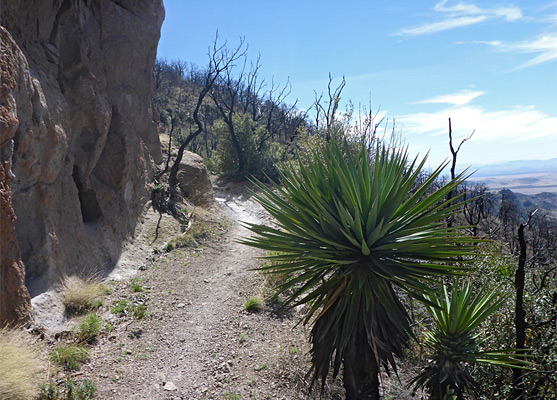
[343,346,380,400]
[310,291,404,400]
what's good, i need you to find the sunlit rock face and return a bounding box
[0,0,164,323]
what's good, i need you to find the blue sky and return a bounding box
[157,1,557,168]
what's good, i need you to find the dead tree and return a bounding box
[511,210,536,400]
[462,182,489,237]
[239,54,265,122]
[446,117,474,227]
[209,45,248,176]
[167,34,246,192]
[313,74,346,141]
[258,78,294,150]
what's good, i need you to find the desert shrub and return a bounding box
[62,379,96,400]
[128,277,144,293]
[244,296,264,312]
[110,299,147,319]
[38,381,59,400]
[110,299,129,315]
[131,304,147,319]
[212,113,287,180]
[0,329,44,400]
[164,221,210,251]
[39,379,96,400]
[62,276,106,315]
[49,344,89,371]
[76,313,103,343]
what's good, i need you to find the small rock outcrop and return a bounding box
[1,162,32,325]
[0,0,164,324]
[176,151,214,206]
[1,27,33,325]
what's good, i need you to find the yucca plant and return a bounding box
[241,137,479,399]
[411,282,529,400]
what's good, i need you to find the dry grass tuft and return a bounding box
[163,220,211,251]
[0,328,44,400]
[62,275,106,315]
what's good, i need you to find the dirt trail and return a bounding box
[75,180,342,400]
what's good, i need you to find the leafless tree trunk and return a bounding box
[167,34,246,192]
[447,117,474,227]
[209,41,248,176]
[511,212,535,400]
[313,74,346,141]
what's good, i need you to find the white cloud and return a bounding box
[398,104,557,143]
[460,34,556,69]
[397,101,557,166]
[434,0,522,21]
[399,16,487,36]
[502,34,556,69]
[470,40,503,46]
[396,1,522,36]
[414,90,486,106]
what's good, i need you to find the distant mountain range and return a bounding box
[468,158,557,177]
[463,158,557,195]
[489,190,557,220]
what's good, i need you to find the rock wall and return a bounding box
[0,0,164,325]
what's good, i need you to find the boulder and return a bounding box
[176,151,214,206]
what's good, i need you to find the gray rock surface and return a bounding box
[0,0,164,319]
[176,151,215,206]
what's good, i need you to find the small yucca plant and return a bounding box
[411,282,530,399]
[241,137,479,399]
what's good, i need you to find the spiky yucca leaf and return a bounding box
[411,282,531,399]
[241,138,479,394]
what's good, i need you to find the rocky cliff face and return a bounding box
[0,0,164,325]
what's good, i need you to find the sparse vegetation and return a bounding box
[0,329,44,400]
[39,379,96,400]
[49,344,89,371]
[128,277,145,293]
[223,391,242,400]
[110,299,128,315]
[110,299,147,319]
[163,221,211,251]
[244,296,263,312]
[38,381,59,400]
[254,363,268,372]
[76,313,104,343]
[62,276,106,315]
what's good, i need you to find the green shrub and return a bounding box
[212,113,287,180]
[39,381,59,400]
[76,313,103,343]
[129,277,144,293]
[110,299,128,315]
[49,344,89,371]
[64,379,96,400]
[110,299,147,319]
[131,304,147,319]
[41,379,96,400]
[244,296,263,312]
